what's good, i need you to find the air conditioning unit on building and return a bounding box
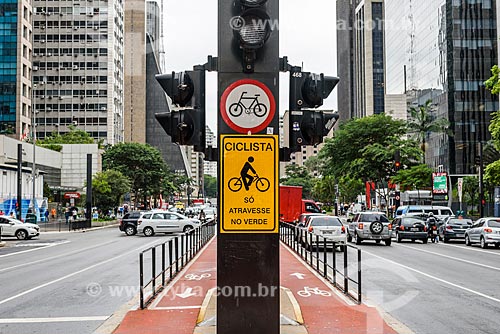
[74,26,78,30]
[47,53,52,56]
[94,26,98,30]
[59,96,63,100]
[33,66,38,71]
[47,107,52,111]
[73,65,79,70]
[40,95,45,99]
[101,107,106,111]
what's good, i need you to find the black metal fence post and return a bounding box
[169,239,173,280]
[316,235,320,271]
[332,246,337,286]
[323,238,327,278]
[180,234,184,268]
[358,249,362,303]
[152,247,156,297]
[139,252,144,309]
[174,237,179,273]
[343,247,348,294]
[162,243,166,286]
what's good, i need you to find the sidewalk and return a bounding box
[111,237,402,334]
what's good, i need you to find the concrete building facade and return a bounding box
[32,0,125,145]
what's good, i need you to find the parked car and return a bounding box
[137,211,201,237]
[118,211,144,236]
[465,218,500,249]
[438,217,473,243]
[392,216,428,243]
[347,212,392,246]
[294,213,325,241]
[300,216,347,251]
[0,215,40,240]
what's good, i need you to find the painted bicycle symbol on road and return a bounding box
[185,273,211,281]
[229,92,268,118]
[297,286,332,298]
[228,156,270,193]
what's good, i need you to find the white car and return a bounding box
[301,216,347,251]
[137,211,201,237]
[0,215,40,240]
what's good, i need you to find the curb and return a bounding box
[42,224,119,235]
[93,295,139,334]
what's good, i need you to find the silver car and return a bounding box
[347,212,392,246]
[465,218,500,249]
[300,216,347,251]
[137,211,201,237]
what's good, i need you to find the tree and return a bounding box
[102,143,172,207]
[406,100,451,164]
[92,170,131,211]
[204,175,217,198]
[338,176,365,204]
[320,114,421,208]
[390,164,433,190]
[280,164,314,198]
[312,175,336,204]
[485,160,500,186]
[463,176,479,215]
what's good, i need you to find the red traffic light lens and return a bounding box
[395,162,401,168]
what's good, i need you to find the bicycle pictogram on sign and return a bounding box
[229,92,268,118]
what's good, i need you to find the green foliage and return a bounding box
[463,176,479,213]
[390,164,433,190]
[407,100,452,163]
[204,175,217,198]
[37,126,96,151]
[92,170,131,210]
[485,160,500,186]
[102,143,173,204]
[312,175,336,203]
[338,176,365,203]
[485,65,500,95]
[43,182,54,201]
[280,164,314,198]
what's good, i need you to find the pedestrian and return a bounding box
[51,207,56,219]
[44,209,50,222]
[198,209,206,223]
[72,208,77,220]
[64,207,70,224]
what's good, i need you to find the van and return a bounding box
[395,205,454,220]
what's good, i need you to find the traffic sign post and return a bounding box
[217,1,280,333]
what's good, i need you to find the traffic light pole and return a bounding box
[217,1,280,333]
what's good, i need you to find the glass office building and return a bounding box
[385,0,498,174]
[0,0,32,138]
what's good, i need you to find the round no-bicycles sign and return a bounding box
[220,79,276,134]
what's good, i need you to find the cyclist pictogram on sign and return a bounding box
[228,156,271,192]
[221,79,276,134]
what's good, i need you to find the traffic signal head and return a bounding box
[155,68,206,153]
[155,71,195,107]
[218,0,278,73]
[290,67,340,110]
[394,150,401,171]
[285,110,339,151]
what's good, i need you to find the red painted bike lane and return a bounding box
[280,244,398,334]
[113,238,217,334]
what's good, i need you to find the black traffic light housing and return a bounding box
[289,66,340,110]
[155,67,206,153]
[394,150,401,172]
[286,110,339,151]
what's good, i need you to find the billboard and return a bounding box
[432,173,448,194]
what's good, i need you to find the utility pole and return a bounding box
[31,84,37,212]
[479,140,484,218]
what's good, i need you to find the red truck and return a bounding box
[279,185,322,224]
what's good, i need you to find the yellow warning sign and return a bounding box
[220,135,278,233]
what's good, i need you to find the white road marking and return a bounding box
[0,316,108,323]
[290,273,306,280]
[153,306,201,310]
[0,241,71,258]
[0,239,160,306]
[396,244,500,272]
[363,250,500,305]
[438,242,500,256]
[0,240,117,273]
[176,288,197,299]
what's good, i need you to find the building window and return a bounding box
[23,84,27,98]
[23,26,27,39]
[23,45,27,58]
[23,64,27,78]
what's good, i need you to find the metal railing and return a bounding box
[279,222,362,304]
[139,222,216,309]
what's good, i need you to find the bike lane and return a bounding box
[280,244,398,334]
[113,238,217,334]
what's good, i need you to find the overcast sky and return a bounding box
[164,0,337,132]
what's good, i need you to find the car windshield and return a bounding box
[487,220,500,228]
[448,219,472,225]
[362,214,389,223]
[310,217,342,227]
[401,217,425,225]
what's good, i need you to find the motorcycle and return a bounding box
[427,220,439,243]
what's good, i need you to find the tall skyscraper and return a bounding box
[0,0,33,139]
[385,0,498,174]
[32,0,125,144]
[336,0,385,120]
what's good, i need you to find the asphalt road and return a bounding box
[317,239,500,334]
[0,227,179,334]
